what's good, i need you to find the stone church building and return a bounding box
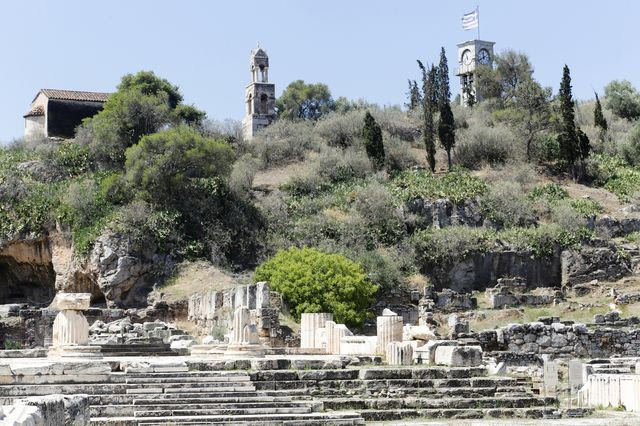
[24,89,110,140]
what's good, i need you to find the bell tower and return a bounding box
[242,47,276,140]
[455,40,495,106]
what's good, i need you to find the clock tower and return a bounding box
[455,40,495,106]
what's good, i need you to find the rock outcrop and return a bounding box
[561,243,631,286]
[87,232,174,308]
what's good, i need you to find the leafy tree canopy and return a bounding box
[604,80,640,121]
[254,247,378,326]
[124,126,234,205]
[276,80,335,120]
[81,71,206,168]
[476,50,534,103]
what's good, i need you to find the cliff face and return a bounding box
[0,237,55,304]
[0,230,174,308]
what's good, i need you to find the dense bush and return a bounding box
[243,120,320,168]
[124,126,234,204]
[390,168,487,204]
[413,226,495,266]
[455,124,518,169]
[352,181,405,244]
[314,110,363,147]
[588,154,640,201]
[254,247,378,326]
[479,182,534,228]
[499,224,590,258]
[604,80,640,121]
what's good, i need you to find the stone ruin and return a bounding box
[487,277,561,309]
[187,281,286,345]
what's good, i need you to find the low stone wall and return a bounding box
[477,321,640,358]
[0,301,185,348]
[0,394,89,425]
[187,282,283,344]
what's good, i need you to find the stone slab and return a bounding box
[51,293,91,311]
[434,345,482,367]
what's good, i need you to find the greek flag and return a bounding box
[462,9,478,30]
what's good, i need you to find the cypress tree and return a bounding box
[437,47,456,170]
[558,65,580,178]
[594,91,608,131]
[407,80,422,110]
[418,60,437,172]
[362,111,385,170]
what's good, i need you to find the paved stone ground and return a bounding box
[370,411,640,425]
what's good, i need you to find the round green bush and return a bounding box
[254,247,378,326]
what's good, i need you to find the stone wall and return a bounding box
[187,282,283,345]
[477,321,640,358]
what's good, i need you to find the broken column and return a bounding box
[48,293,102,358]
[224,306,265,357]
[376,309,403,354]
[301,313,333,349]
[386,342,413,365]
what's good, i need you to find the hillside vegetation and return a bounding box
[4,49,640,323]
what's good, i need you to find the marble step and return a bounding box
[125,385,255,395]
[133,406,314,418]
[89,411,365,426]
[125,376,251,384]
[124,371,250,379]
[360,406,555,421]
[323,396,553,411]
[92,401,319,417]
[253,377,521,391]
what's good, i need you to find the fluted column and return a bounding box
[48,293,102,358]
[376,312,403,354]
[301,313,333,349]
[386,342,413,365]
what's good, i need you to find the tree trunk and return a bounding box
[446,149,452,171]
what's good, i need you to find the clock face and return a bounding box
[462,49,472,66]
[477,49,490,65]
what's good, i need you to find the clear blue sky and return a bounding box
[0,0,637,141]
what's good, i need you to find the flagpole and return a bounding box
[477,5,480,40]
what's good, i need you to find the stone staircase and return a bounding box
[0,369,364,425]
[250,367,558,421]
[0,362,558,424]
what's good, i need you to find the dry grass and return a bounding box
[564,181,638,218]
[159,260,245,302]
[252,162,308,190]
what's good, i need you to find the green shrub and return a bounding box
[455,125,518,169]
[500,224,590,258]
[569,198,603,217]
[254,247,378,326]
[480,182,534,228]
[3,340,22,350]
[588,154,640,201]
[625,231,640,243]
[384,135,421,173]
[528,183,568,202]
[412,226,495,267]
[352,181,405,244]
[46,141,92,177]
[390,168,488,204]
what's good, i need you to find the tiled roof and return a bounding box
[23,105,45,117]
[37,89,111,103]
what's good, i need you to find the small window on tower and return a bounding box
[260,94,268,114]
